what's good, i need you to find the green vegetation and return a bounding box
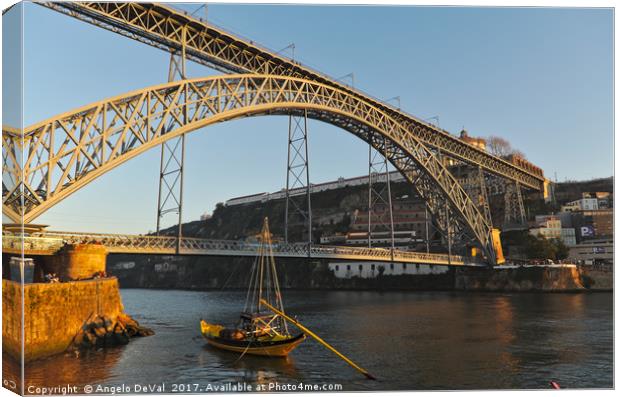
[501,230,568,261]
[525,235,569,261]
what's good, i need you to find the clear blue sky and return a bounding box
[3,2,613,233]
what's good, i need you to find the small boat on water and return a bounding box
[200,218,305,357]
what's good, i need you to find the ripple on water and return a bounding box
[15,290,613,391]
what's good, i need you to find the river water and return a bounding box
[17,289,614,391]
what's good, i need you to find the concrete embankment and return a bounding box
[454,265,606,292]
[109,255,456,291]
[2,277,151,361]
[577,267,613,291]
[109,255,612,292]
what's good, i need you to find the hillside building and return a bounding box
[328,262,449,279]
[459,129,487,151]
[529,216,576,246]
[568,238,613,267]
[346,198,430,250]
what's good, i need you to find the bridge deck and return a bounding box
[2,231,482,267]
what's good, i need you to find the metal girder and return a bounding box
[458,165,493,228]
[458,172,506,197]
[503,181,527,228]
[38,1,545,191]
[2,230,476,266]
[2,74,496,262]
[476,166,493,228]
[156,51,187,242]
[367,138,394,249]
[284,111,311,244]
[2,127,23,223]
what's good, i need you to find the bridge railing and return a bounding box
[2,234,65,253]
[3,230,468,265]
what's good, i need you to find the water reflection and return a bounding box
[4,290,613,392]
[3,347,123,395]
[201,343,300,384]
[25,348,123,389]
[2,353,22,395]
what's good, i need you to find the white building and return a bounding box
[345,230,422,247]
[529,216,576,246]
[225,172,408,207]
[568,238,613,266]
[320,235,347,244]
[154,262,178,272]
[560,229,577,246]
[561,198,599,212]
[328,262,449,279]
[111,261,135,270]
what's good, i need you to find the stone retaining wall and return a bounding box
[46,243,108,281]
[578,268,613,291]
[454,265,586,292]
[2,277,124,361]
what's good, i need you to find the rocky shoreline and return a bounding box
[71,313,154,351]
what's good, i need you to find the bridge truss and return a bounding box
[4,74,497,261]
[38,1,545,191]
[1,230,473,267]
[2,2,548,265]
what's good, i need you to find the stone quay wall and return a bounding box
[2,279,23,359]
[454,265,587,292]
[46,243,108,281]
[2,277,124,361]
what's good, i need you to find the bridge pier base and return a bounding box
[47,243,108,281]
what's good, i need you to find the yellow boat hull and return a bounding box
[200,320,305,357]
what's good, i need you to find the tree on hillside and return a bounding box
[553,238,569,260]
[487,136,526,159]
[524,234,569,261]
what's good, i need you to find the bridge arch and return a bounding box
[2,74,495,262]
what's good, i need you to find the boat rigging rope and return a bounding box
[220,262,240,291]
[232,341,254,364]
[243,242,260,313]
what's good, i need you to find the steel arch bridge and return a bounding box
[40,1,545,192]
[3,74,497,261]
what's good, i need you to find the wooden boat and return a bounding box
[200,218,305,357]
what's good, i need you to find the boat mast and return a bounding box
[249,218,289,334]
[256,220,266,313]
[265,223,289,334]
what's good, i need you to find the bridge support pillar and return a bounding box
[477,166,493,227]
[284,110,312,244]
[156,38,188,242]
[368,137,395,249]
[503,181,526,229]
[47,243,108,281]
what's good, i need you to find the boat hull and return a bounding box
[202,333,306,357]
